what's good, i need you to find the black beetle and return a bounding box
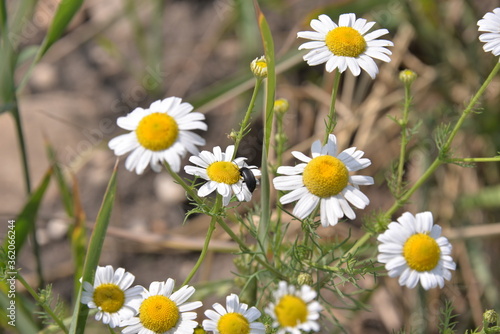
[239,167,257,193]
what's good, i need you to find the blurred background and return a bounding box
[1,0,500,333]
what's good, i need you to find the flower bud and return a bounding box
[484,309,498,325]
[274,98,289,114]
[399,69,417,86]
[297,272,313,286]
[250,56,267,78]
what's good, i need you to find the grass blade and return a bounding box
[36,0,84,60]
[68,160,119,334]
[1,167,52,260]
[254,0,275,252]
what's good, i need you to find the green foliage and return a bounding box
[439,300,458,334]
[35,285,65,328]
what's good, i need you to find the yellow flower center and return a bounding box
[325,26,367,57]
[135,112,179,151]
[403,233,441,272]
[139,295,179,333]
[217,313,250,334]
[275,295,308,327]
[302,155,349,198]
[206,161,241,185]
[93,283,125,313]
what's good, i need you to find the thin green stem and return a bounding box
[233,78,262,158]
[323,70,342,144]
[16,273,69,334]
[273,112,286,235]
[448,156,500,163]
[11,98,31,194]
[386,158,443,219]
[216,216,286,280]
[395,83,412,197]
[182,196,221,286]
[163,162,202,204]
[442,61,500,153]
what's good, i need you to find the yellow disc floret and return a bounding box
[302,155,349,198]
[403,233,441,272]
[139,295,179,333]
[136,112,179,151]
[275,295,308,327]
[93,283,125,313]
[207,161,241,185]
[217,313,250,334]
[325,26,367,57]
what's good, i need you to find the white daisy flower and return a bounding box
[108,97,207,174]
[297,13,393,78]
[121,278,202,334]
[478,8,500,56]
[273,134,373,227]
[81,265,144,328]
[184,145,261,206]
[203,293,265,334]
[377,211,456,290]
[265,281,322,334]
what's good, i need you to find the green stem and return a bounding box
[395,83,412,197]
[163,162,202,204]
[442,61,500,153]
[216,216,286,280]
[233,78,262,158]
[182,196,221,286]
[11,100,31,194]
[16,273,69,334]
[273,112,285,234]
[386,154,443,219]
[448,156,500,163]
[323,70,342,144]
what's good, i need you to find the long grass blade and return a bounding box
[254,0,275,253]
[68,160,119,334]
[1,167,52,259]
[36,0,84,61]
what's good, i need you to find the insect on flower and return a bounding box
[240,167,257,193]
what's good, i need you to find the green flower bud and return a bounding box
[399,69,417,86]
[297,272,313,286]
[484,309,498,324]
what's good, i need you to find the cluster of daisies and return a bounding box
[82,265,322,334]
[100,7,500,332]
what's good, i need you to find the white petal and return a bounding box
[350,175,374,186]
[291,150,312,163]
[342,186,369,208]
[293,193,319,219]
[280,186,309,204]
[273,175,304,191]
